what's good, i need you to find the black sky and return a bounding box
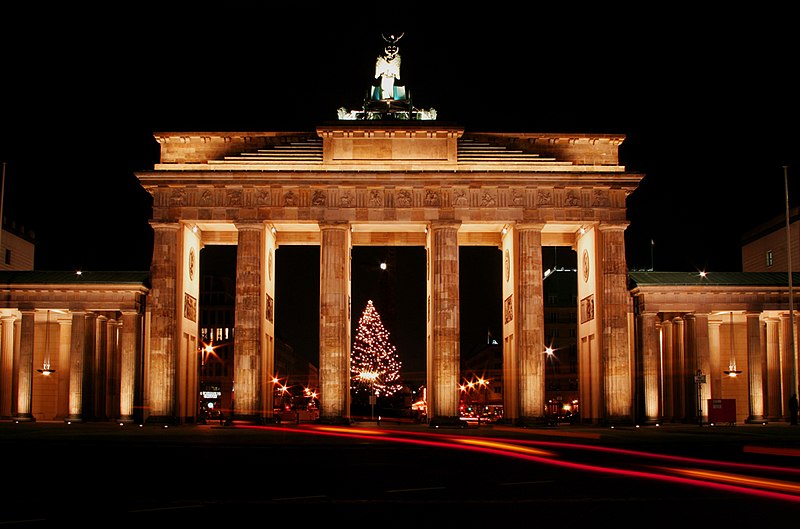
[1,5,797,376]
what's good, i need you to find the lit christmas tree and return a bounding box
[351,300,403,397]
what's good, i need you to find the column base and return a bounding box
[12,414,35,422]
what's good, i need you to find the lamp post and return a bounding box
[360,371,379,421]
[475,377,489,426]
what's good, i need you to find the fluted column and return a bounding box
[319,223,351,423]
[516,224,545,423]
[120,311,141,423]
[94,315,108,421]
[13,310,35,421]
[686,312,711,422]
[672,317,686,421]
[765,317,781,420]
[233,223,265,422]
[708,319,722,399]
[67,311,93,422]
[0,314,16,419]
[428,221,460,422]
[746,312,765,422]
[661,319,674,420]
[105,319,120,421]
[147,223,180,421]
[780,313,796,420]
[597,224,632,422]
[639,312,661,424]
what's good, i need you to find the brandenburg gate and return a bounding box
[136,123,643,425]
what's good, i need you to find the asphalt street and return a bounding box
[2,419,799,527]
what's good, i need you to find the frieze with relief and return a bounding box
[369,189,383,207]
[504,295,513,323]
[591,189,610,207]
[537,189,553,206]
[184,293,197,322]
[149,183,627,222]
[424,190,441,207]
[226,189,243,206]
[255,188,271,206]
[312,190,327,206]
[564,190,580,207]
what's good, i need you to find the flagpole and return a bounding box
[650,239,654,271]
[0,162,5,256]
[785,165,798,397]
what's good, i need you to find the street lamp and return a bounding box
[475,376,489,426]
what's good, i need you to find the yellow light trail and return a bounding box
[456,438,555,457]
[662,467,800,495]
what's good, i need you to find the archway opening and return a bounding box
[350,246,426,421]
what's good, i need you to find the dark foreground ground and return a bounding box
[2,419,799,527]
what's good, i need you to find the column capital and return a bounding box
[428,220,461,230]
[318,221,351,231]
[235,222,266,231]
[149,222,181,231]
[597,221,630,232]
[512,222,545,231]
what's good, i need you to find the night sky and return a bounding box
[1,5,797,377]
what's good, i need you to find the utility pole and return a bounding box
[0,162,5,260]
[784,165,797,397]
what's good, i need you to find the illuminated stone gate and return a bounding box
[136,124,643,425]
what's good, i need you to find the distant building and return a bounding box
[0,218,35,271]
[198,264,319,421]
[543,266,579,419]
[462,257,579,422]
[741,206,800,272]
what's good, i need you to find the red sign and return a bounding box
[707,399,736,425]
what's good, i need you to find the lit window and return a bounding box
[766,250,773,267]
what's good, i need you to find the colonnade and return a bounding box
[0,306,145,423]
[142,217,634,426]
[636,310,796,425]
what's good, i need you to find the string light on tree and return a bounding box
[351,300,403,397]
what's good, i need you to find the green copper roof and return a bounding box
[628,271,800,287]
[0,271,150,286]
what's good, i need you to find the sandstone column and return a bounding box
[427,222,461,423]
[120,311,142,423]
[639,311,661,424]
[671,317,685,421]
[0,314,15,419]
[67,311,95,422]
[234,223,265,423]
[708,318,722,399]
[105,319,120,421]
[781,313,796,420]
[516,224,545,424]
[147,223,180,422]
[13,310,35,421]
[686,313,711,422]
[746,312,765,422]
[319,222,351,423]
[661,318,674,421]
[765,316,781,420]
[94,315,108,421]
[598,224,632,422]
